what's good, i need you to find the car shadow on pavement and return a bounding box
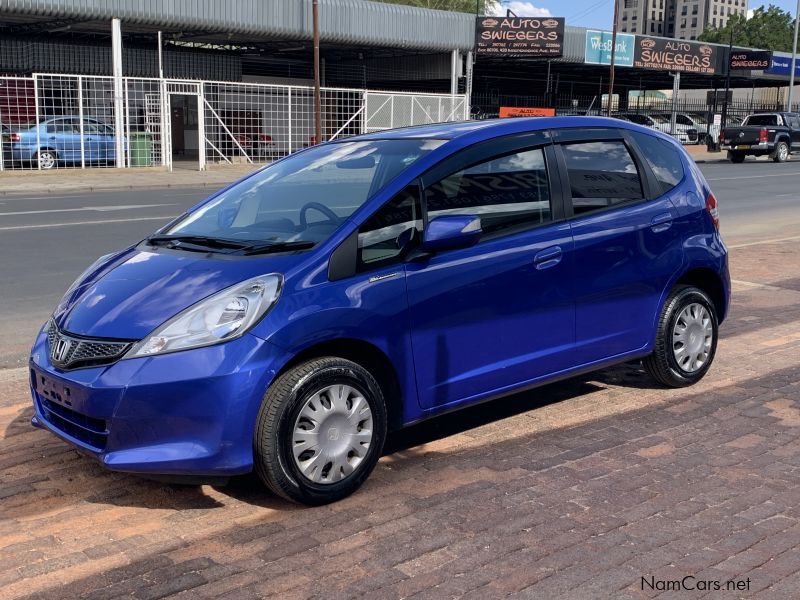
[2,361,659,513]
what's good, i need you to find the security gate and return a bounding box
[0,73,469,172]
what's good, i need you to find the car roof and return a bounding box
[348,116,659,142]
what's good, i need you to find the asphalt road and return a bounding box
[0,159,798,368]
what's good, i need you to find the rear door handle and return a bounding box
[533,245,563,270]
[650,213,673,233]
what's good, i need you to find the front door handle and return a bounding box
[533,245,563,270]
[650,213,673,233]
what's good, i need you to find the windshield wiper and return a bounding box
[145,235,250,252]
[238,240,316,255]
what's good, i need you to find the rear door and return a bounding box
[553,128,685,365]
[405,134,575,409]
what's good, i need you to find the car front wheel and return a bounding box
[643,286,719,388]
[254,356,387,505]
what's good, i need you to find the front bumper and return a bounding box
[29,327,285,476]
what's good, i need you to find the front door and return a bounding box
[405,141,575,410]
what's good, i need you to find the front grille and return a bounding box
[47,321,132,370]
[37,395,108,450]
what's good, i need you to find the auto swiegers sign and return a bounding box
[476,17,565,57]
[633,37,719,74]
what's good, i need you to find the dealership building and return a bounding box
[0,0,796,171]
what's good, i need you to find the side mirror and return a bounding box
[420,215,482,253]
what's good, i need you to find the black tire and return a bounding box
[643,286,719,388]
[254,357,387,505]
[772,140,789,163]
[729,151,745,164]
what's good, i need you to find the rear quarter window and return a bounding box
[630,131,684,195]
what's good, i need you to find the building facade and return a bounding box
[618,0,748,40]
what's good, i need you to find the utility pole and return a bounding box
[789,0,800,111]
[607,0,619,117]
[312,0,322,145]
[722,25,734,129]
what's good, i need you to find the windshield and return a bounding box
[162,139,444,249]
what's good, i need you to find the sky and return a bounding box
[489,1,798,29]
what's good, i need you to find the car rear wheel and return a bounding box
[729,151,745,164]
[254,356,387,505]
[772,141,789,163]
[643,286,718,388]
[37,149,58,169]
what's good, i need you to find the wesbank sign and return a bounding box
[584,30,635,67]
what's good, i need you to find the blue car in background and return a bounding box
[30,116,730,504]
[3,116,117,168]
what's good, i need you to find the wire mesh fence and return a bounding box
[0,73,468,171]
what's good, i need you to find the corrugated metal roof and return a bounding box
[1,0,477,51]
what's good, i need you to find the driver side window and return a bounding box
[357,183,422,271]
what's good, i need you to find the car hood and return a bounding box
[54,246,308,340]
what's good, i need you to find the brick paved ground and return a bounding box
[2,239,800,599]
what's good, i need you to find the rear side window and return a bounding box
[561,141,643,216]
[630,131,684,194]
[424,147,552,237]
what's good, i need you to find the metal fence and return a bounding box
[0,74,468,171]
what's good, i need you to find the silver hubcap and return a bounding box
[672,302,713,373]
[292,384,373,485]
[780,145,789,160]
[39,152,56,169]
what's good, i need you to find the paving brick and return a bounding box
[1,240,800,598]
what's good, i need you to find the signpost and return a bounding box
[475,16,564,57]
[499,107,556,117]
[585,30,635,67]
[633,37,719,75]
[729,50,772,70]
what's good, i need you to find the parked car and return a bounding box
[720,112,800,163]
[653,112,708,143]
[30,117,730,504]
[616,113,699,145]
[4,116,118,169]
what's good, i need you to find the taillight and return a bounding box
[10,132,20,142]
[759,127,768,143]
[719,130,725,143]
[705,191,719,231]
[259,134,272,142]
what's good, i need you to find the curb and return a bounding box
[0,180,236,196]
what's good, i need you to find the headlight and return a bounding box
[126,274,282,358]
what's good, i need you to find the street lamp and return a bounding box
[788,0,800,111]
[722,23,736,129]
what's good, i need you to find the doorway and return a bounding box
[164,82,205,170]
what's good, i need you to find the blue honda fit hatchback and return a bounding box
[30,117,729,504]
